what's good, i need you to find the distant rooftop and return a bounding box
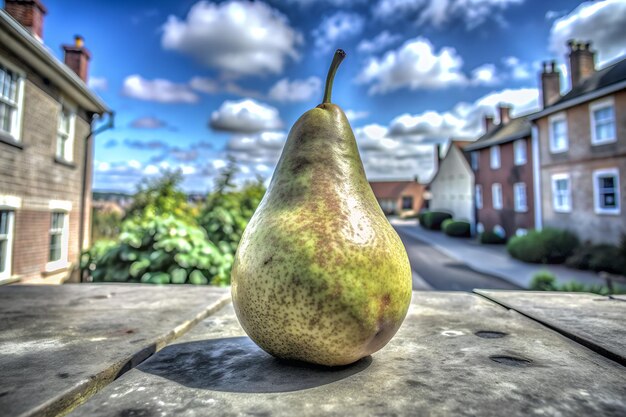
[464,117,531,151]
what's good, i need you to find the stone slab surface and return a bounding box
[0,284,230,417]
[475,290,626,365]
[71,292,626,417]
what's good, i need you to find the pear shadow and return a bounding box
[138,336,372,393]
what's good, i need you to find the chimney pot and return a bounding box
[498,104,511,125]
[568,39,596,87]
[483,115,495,133]
[5,0,47,39]
[63,35,91,82]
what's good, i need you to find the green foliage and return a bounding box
[443,220,471,238]
[419,211,452,230]
[124,170,194,222]
[479,230,507,244]
[507,228,579,263]
[91,208,122,243]
[566,243,626,275]
[84,214,231,285]
[530,271,558,291]
[200,160,265,255]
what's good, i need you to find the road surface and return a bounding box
[394,226,520,292]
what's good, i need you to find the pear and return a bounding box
[231,49,412,366]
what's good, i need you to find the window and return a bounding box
[514,139,527,165]
[514,183,527,212]
[490,146,500,169]
[47,211,69,271]
[492,183,503,210]
[593,168,620,215]
[401,196,413,210]
[0,64,24,140]
[0,210,15,280]
[475,185,483,209]
[471,152,479,170]
[549,113,568,153]
[56,106,75,162]
[590,98,616,145]
[552,174,571,212]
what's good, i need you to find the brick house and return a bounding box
[465,105,534,238]
[427,140,475,225]
[0,1,111,284]
[530,41,626,244]
[369,180,426,216]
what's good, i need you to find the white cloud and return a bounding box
[96,161,110,172]
[122,75,198,103]
[356,37,467,94]
[128,160,142,170]
[88,76,108,91]
[471,64,500,86]
[283,0,367,6]
[545,10,567,20]
[344,109,370,122]
[373,0,523,29]
[161,1,302,77]
[502,56,532,80]
[209,99,283,133]
[388,88,538,140]
[143,165,160,175]
[130,117,168,129]
[357,31,402,54]
[189,77,263,98]
[549,0,626,66]
[268,77,322,102]
[312,12,365,54]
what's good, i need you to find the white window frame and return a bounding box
[0,196,20,281]
[549,112,568,153]
[593,168,620,215]
[55,101,76,162]
[551,173,572,213]
[471,151,479,171]
[490,145,501,170]
[492,183,503,210]
[514,182,528,212]
[45,201,71,272]
[589,97,616,145]
[475,184,483,209]
[514,139,527,166]
[0,57,26,142]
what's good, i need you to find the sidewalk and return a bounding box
[391,219,607,289]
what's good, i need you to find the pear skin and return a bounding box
[231,50,412,366]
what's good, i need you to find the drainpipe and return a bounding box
[79,111,114,282]
[531,124,542,230]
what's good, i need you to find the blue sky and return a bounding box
[39,0,626,191]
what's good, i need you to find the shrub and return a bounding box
[566,243,626,275]
[420,211,452,230]
[507,228,579,263]
[479,230,507,244]
[443,220,471,238]
[530,271,558,291]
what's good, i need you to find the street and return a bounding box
[393,225,521,292]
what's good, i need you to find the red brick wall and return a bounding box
[473,137,535,238]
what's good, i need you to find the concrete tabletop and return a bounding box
[68,291,626,417]
[0,284,230,417]
[475,290,626,365]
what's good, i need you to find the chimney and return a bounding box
[498,104,511,125]
[63,35,91,82]
[483,114,495,133]
[540,60,561,108]
[5,0,47,39]
[568,40,596,87]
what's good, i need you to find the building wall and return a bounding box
[538,90,626,244]
[429,146,475,223]
[0,46,92,283]
[395,183,426,214]
[474,137,535,238]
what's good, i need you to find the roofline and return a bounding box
[428,143,473,186]
[464,130,531,151]
[528,79,626,121]
[0,10,110,114]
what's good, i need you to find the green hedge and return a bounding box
[566,242,626,275]
[420,211,453,230]
[443,220,471,237]
[479,230,506,244]
[507,228,579,264]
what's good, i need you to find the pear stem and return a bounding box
[322,49,346,104]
